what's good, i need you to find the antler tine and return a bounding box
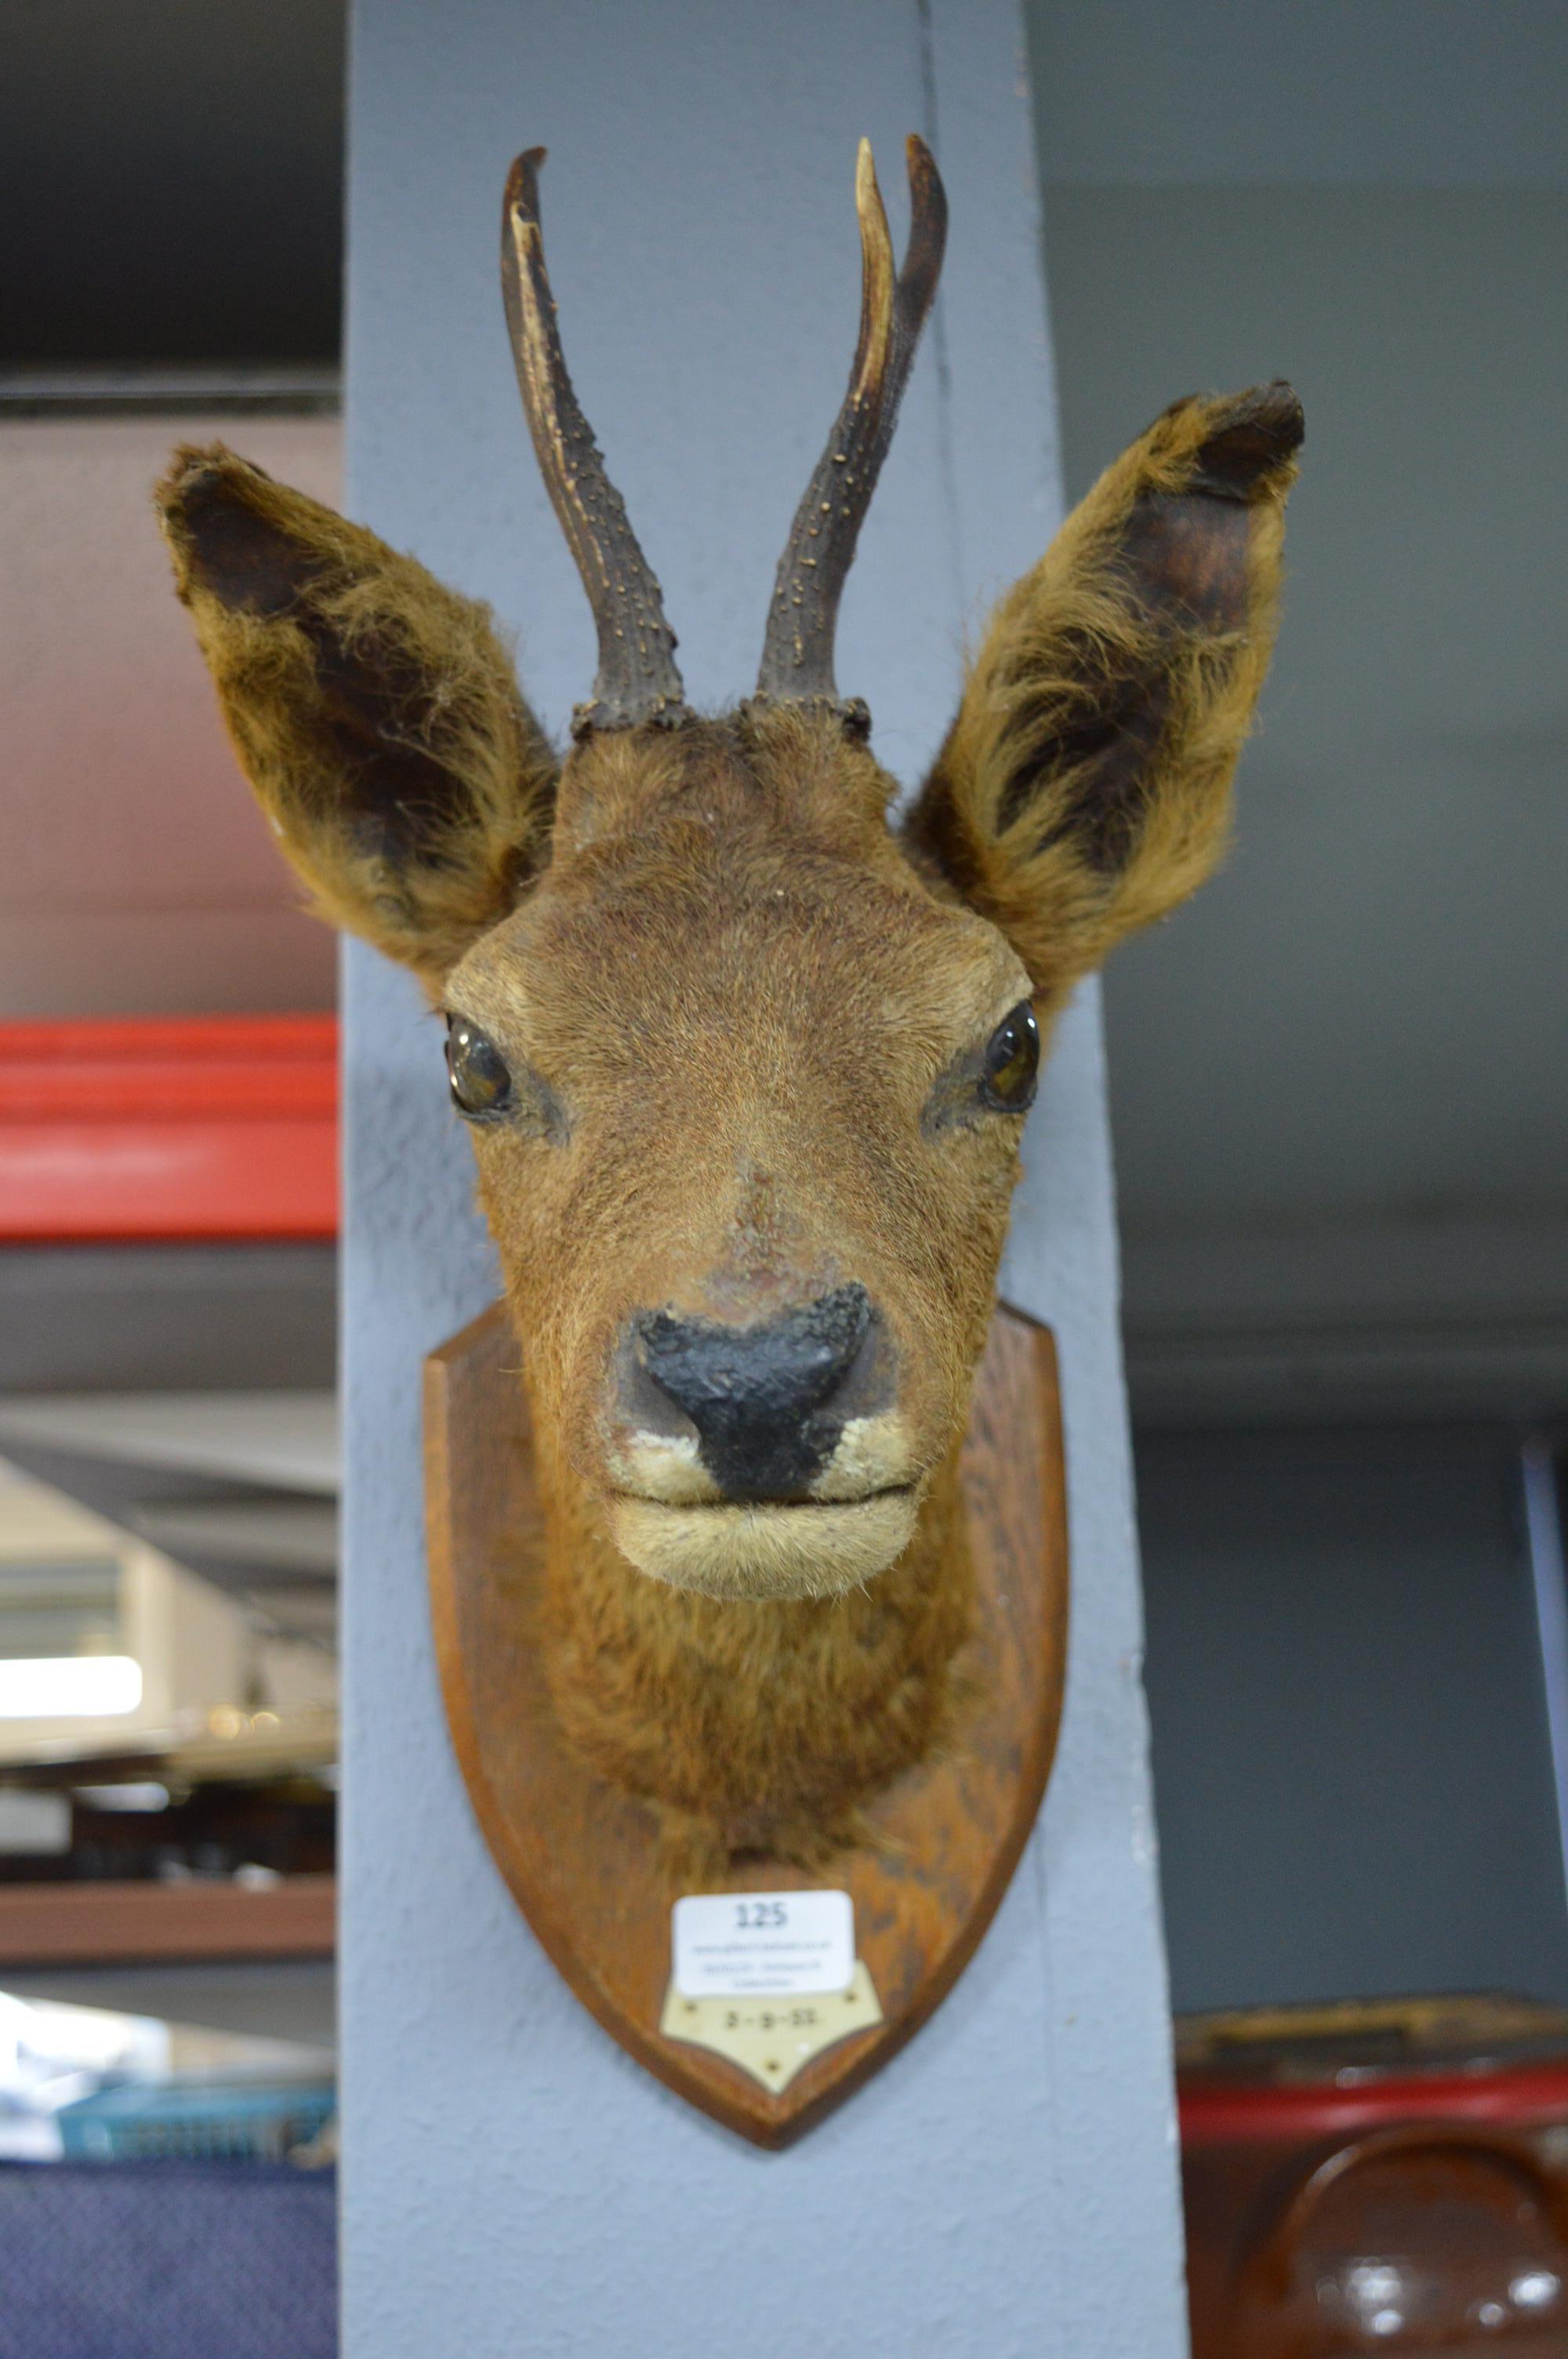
[501,149,688,736]
[755,134,949,715]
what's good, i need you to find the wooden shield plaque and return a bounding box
[424,1298,1068,2147]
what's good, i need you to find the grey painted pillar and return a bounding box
[340,2,1188,2350]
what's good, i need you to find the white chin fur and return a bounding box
[608,1491,918,1601]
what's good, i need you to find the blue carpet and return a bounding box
[0,2161,336,2359]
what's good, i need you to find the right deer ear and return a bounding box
[156,445,557,989]
[906,384,1301,1001]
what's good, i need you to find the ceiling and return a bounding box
[2,0,343,369]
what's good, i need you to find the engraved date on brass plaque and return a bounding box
[659,1962,884,2094]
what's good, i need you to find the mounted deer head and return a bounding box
[157,140,1300,1861]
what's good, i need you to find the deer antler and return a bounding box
[756,135,948,715]
[501,149,688,736]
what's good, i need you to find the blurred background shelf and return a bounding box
[0,1874,335,1969]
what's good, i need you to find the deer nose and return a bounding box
[630,1283,878,1502]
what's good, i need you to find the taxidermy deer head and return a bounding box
[158,140,1300,1863]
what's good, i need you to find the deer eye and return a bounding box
[445,1016,513,1119]
[979,1001,1040,1114]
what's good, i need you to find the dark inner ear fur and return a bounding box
[176,463,503,872]
[1183,383,1305,499]
[175,466,318,619]
[157,444,559,986]
[1000,620,1170,871]
[1012,495,1250,872]
[907,381,1302,996]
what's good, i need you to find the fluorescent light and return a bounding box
[0,1657,142,1719]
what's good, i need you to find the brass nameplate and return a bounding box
[659,1961,884,2094]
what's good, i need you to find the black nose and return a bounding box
[632,1283,877,1502]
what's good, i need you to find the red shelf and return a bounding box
[0,1016,339,1243]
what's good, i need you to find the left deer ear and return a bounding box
[906,383,1301,998]
[156,444,559,990]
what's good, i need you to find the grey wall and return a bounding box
[1021,0,1568,2016]
[1025,1,1567,187]
[1138,1429,1568,2013]
[1024,0,1568,1425]
[340,2,1186,2354]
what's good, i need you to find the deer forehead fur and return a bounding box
[455,708,1029,1587]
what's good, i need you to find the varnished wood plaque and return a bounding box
[424,1299,1068,2147]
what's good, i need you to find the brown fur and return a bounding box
[154,381,1298,1863]
[906,383,1301,998]
[541,1448,973,1870]
[155,445,557,989]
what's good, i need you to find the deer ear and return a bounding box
[906,383,1301,999]
[156,444,557,990]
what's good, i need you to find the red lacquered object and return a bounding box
[1179,1996,1568,2355]
[0,1016,339,1242]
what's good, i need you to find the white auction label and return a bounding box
[672,1890,854,1999]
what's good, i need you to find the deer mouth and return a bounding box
[606,1486,920,1602]
[605,1407,918,1507]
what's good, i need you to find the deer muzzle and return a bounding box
[604,1282,922,1600]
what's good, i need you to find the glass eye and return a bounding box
[979,1001,1040,1114]
[445,1015,512,1119]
